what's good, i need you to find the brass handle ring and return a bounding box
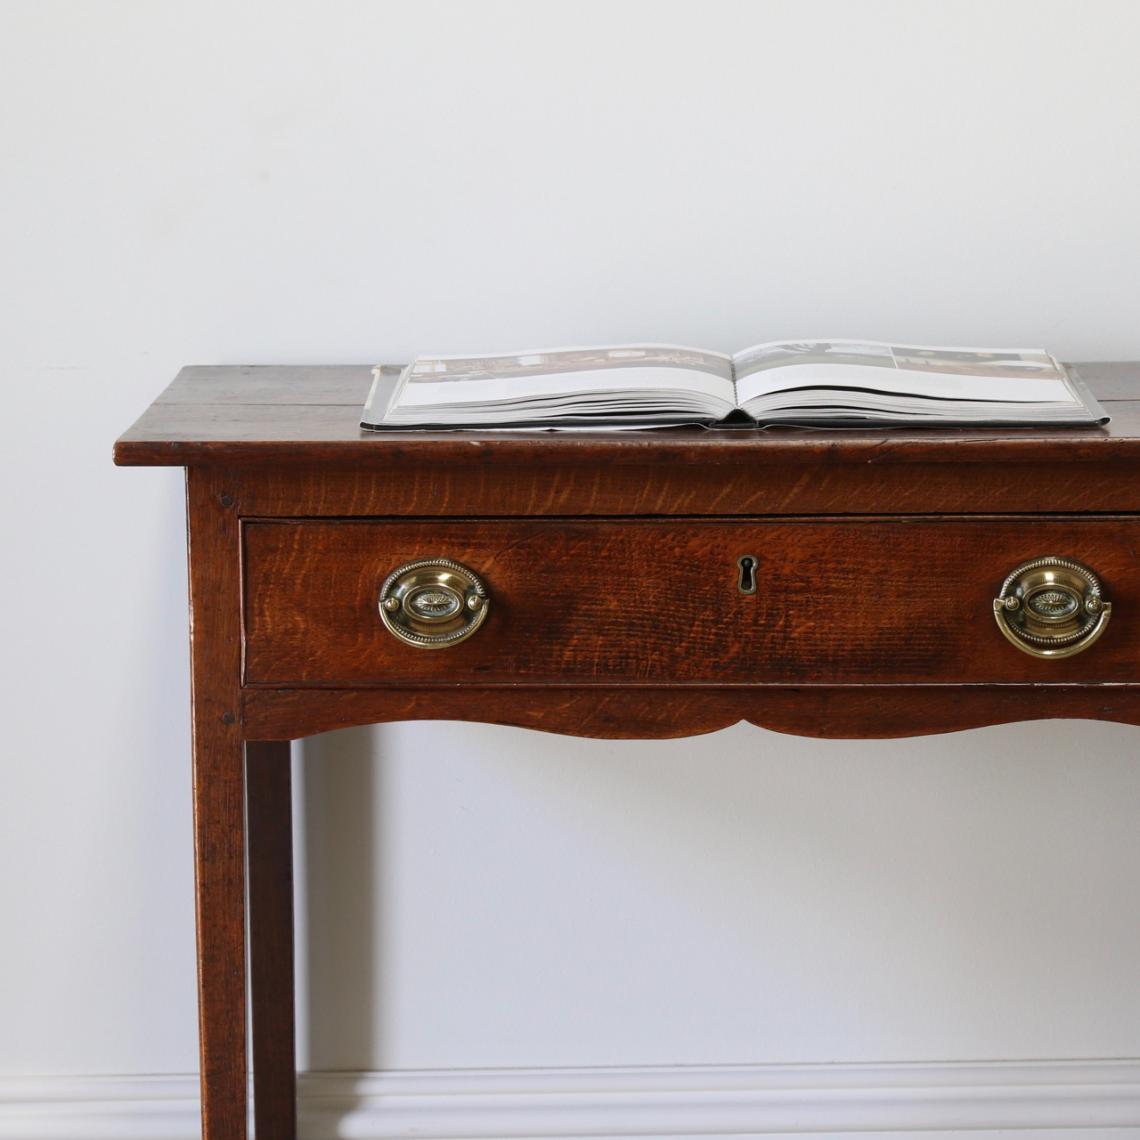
[379,558,489,648]
[993,556,1111,659]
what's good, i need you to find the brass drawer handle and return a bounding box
[379,558,489,648]
[993,556,1111,658]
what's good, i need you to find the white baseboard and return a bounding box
[2,1060,1139,1139]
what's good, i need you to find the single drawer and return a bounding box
[242,518,1139,687]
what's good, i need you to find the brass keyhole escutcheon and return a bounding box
[993,556,1111,659]
[379,558,489,648]
[737,554,758,595]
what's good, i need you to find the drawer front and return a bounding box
[242,518,1140,686]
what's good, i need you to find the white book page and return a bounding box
[733,340,1076,406]
[392,345,735,413]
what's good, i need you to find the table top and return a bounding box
[114,361,1140,468]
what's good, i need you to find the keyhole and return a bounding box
[737,555,758,595]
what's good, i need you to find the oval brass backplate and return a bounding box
[993,556,1111,659]
[379,558,489,648]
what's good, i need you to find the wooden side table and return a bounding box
[115,363,1140,1139]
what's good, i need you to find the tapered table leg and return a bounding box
[191,733,248,1138]
[188,468,248,1139]
[247,741,297,1139]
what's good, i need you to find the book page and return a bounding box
[393,345,734,410]
[733,340,1076,406]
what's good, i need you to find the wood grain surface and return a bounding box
[186,468,248,1140]
[114,363,1140,468]
[242,516,1140,688]
[241,684,1140,742]
[228,457,1140,517]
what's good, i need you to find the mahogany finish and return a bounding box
[112,362,1140,470]
[185,468,248,1139]
[243,516,1140,687]
[241,684,1140,744]
[246,742,296,1140]
[115,362,1140,1140]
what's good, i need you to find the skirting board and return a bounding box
[2,1060,1140,1140]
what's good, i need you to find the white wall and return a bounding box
[3,0,1140,1095]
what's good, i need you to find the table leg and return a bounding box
[187,469,248,1139]
[247,741,297,1139]
[191,732,248,1139]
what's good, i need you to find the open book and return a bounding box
[361,340,1108,430]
